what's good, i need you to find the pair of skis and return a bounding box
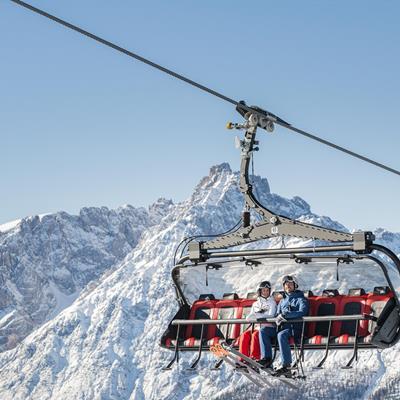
[210,343,273,387]
[210,342,299,389]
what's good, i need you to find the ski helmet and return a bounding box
[282,275,298,289]
[257,280,271,296]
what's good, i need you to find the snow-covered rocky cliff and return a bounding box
[0,163,399,399]
[0,203,168,352]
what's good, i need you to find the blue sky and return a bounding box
[1,1,399,231]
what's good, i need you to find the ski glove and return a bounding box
[276,314,287,326]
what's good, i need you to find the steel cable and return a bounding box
[9,0,400,177]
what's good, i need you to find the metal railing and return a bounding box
[171,315,366,325]
[163,314,373,370]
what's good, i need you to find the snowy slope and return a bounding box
[0,219,21,233]
[0,163,399,399]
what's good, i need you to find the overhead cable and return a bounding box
[9,0,400,177]
[9,0,238,106]
[277,121,400,176]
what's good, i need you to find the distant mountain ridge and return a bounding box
[0,204,165,352]
[0,163,399,399]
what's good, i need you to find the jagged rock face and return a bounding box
[374,228,400,255]
[0,163,399,400]
[0,205,156,351]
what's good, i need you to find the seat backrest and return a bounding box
[238,299,256,334]
[322,289,340,297]
[338,295,367,336]
[272,291,285,303]
[348,288,366,296]
[198,294,215,300]
[372,286,390,295]
[308,295,342,337]
[214,299,241,340]
[222,293,239,300]
[365,291,394,334]
[186,300,216,339]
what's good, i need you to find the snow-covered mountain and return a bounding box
[0,203,170,352]
[0,163,399,400]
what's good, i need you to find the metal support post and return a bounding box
[163,324,181,370]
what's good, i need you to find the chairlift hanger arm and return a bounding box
[189,110,374,261]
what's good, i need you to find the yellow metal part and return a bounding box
[210,343,229,358]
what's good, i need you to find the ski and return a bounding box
[210,344,271,388]
[220,342,298,389]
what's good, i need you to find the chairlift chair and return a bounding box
[160,105,400,376]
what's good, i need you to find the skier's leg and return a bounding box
[239,329,252,358]
[250,329,260,359]
[277,328,292,366]
[259,326,275,360]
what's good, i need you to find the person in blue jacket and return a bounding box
[274,275,309,377]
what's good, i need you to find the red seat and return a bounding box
[208,299,241,346]
[334,289,368,344]
[237,298,256,335]
[305,296,316,337]
[306,293,342,344]
[361,289,394,343]
[184,299,216,347]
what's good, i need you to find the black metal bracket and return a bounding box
[313,320,333,369]
[299,320,306,362]
[162,324,181,370]
[342,320,360,369]
[210,358,224,370]
[187,324,205,370]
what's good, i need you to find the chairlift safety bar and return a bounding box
[171,314,369,326]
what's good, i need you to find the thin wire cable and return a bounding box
[251,152,261,201]
[178,219,242,262]
[276,121,400,177]
[174,218,242,265]
[9,0,238,107]
[9,0,400,177]
[173,236,195,266]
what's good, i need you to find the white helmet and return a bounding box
[257,280,271,296]
[282,275,298,289]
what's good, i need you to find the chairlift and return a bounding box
[160,104,400,384]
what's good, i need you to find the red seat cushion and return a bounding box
[184,337,204,347]
[207,337,222,346]
[334,334,357,345]
[305,335,330,345]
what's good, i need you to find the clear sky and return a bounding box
[1,1,399,232]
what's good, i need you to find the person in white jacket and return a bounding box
[247,280,277,368]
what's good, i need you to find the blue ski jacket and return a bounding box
[277,290,309,335]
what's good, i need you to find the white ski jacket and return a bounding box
[247,296,277,327]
